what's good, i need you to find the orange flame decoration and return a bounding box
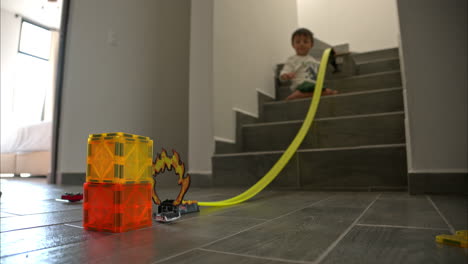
[151,149,191,206]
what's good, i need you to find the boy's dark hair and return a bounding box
[291,28,314,44]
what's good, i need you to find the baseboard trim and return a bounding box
[408,172,468,195]
[214,136,235,144]
[59,172,86,185]
[189,172,212,187]
[233,107,258,119]
[256,88,274,99]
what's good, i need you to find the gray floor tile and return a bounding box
[0,224,112,257]
[316,193,379,208]
[379,192,426,200]
[187,189,290,218]
[158,249,292,264]
[0,212,20,218]
[321,225,468,264]
[359,198,449,229]
[0,178,83,202]
[1,209,82,232]
[1,215,265,263]
[0,199,84,215]
[1,178,466,264]
[214,192,332,220]
[0,242,87,264]
[162,215,265,239]
[203,194,375,262]
[429,195,468,231]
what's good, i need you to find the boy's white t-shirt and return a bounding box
[280,54,320,91]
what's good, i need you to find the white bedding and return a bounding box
[1,121,52,153]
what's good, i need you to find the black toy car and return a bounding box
[153,199,181,222]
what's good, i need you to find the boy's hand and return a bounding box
[280,72,295,80]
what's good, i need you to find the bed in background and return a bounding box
[1,121,52,176]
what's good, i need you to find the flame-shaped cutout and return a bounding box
[151,149,190,206]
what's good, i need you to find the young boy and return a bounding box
[280,28,337,100]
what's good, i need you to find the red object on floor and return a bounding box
[83,182,152,233]
[61,193,83,202]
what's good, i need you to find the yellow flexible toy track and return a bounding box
[197,48,333,207]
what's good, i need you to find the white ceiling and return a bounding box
[1,0,63,29]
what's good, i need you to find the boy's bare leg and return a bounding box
[286,89,338,101]
[286,91,321,100]
[286,90,312,100]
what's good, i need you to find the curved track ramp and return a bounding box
[198,48,333,207]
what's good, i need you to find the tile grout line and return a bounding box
[313,193,381,264]
[1,221,84,233]
[426,196,456,234]
[0,242,84,259]
[1,208,82,217]
[0,208,83,216]
[356,223,450,231]
[197,195,337,248]
[1,212,24,216]
[197,248,314,264]
[209,215,269,221]
[152,194,336,264]
[63,223,84,229]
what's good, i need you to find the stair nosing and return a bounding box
[351,48,399,58]
[332,70,401,81]
[356,57,400,65]
[277,70,401,89]
[213,143,407,158]
[266,87,403,106]
[243,111,405,128]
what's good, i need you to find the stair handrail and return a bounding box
[198,48,333,206]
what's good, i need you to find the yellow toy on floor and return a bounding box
[436,230,468,248]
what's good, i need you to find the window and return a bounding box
[18,20,52,60]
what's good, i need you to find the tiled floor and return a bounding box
[1,178,467,263]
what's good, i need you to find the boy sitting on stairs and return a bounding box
[280,28,338,100]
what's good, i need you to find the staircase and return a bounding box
[212,48,408,191]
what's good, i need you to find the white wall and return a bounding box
[188,0,214,174]
[213,0,297,142]
[397,0,467,173]
[0,9,21,145]
[58,0,190,181]
[1,0,62,29]
[297,0,400,52]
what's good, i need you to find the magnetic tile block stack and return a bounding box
[84,132,153,233]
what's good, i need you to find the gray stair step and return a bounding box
[243,112,405,152]
[212,144,407,190]
[277,70,401,99]
[263,87,403,122]
[299,144,407,190]
[352,48,399,62]
[329,70,402,93]
[357,57,400,75]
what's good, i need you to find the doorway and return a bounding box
[0,0,66,183]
